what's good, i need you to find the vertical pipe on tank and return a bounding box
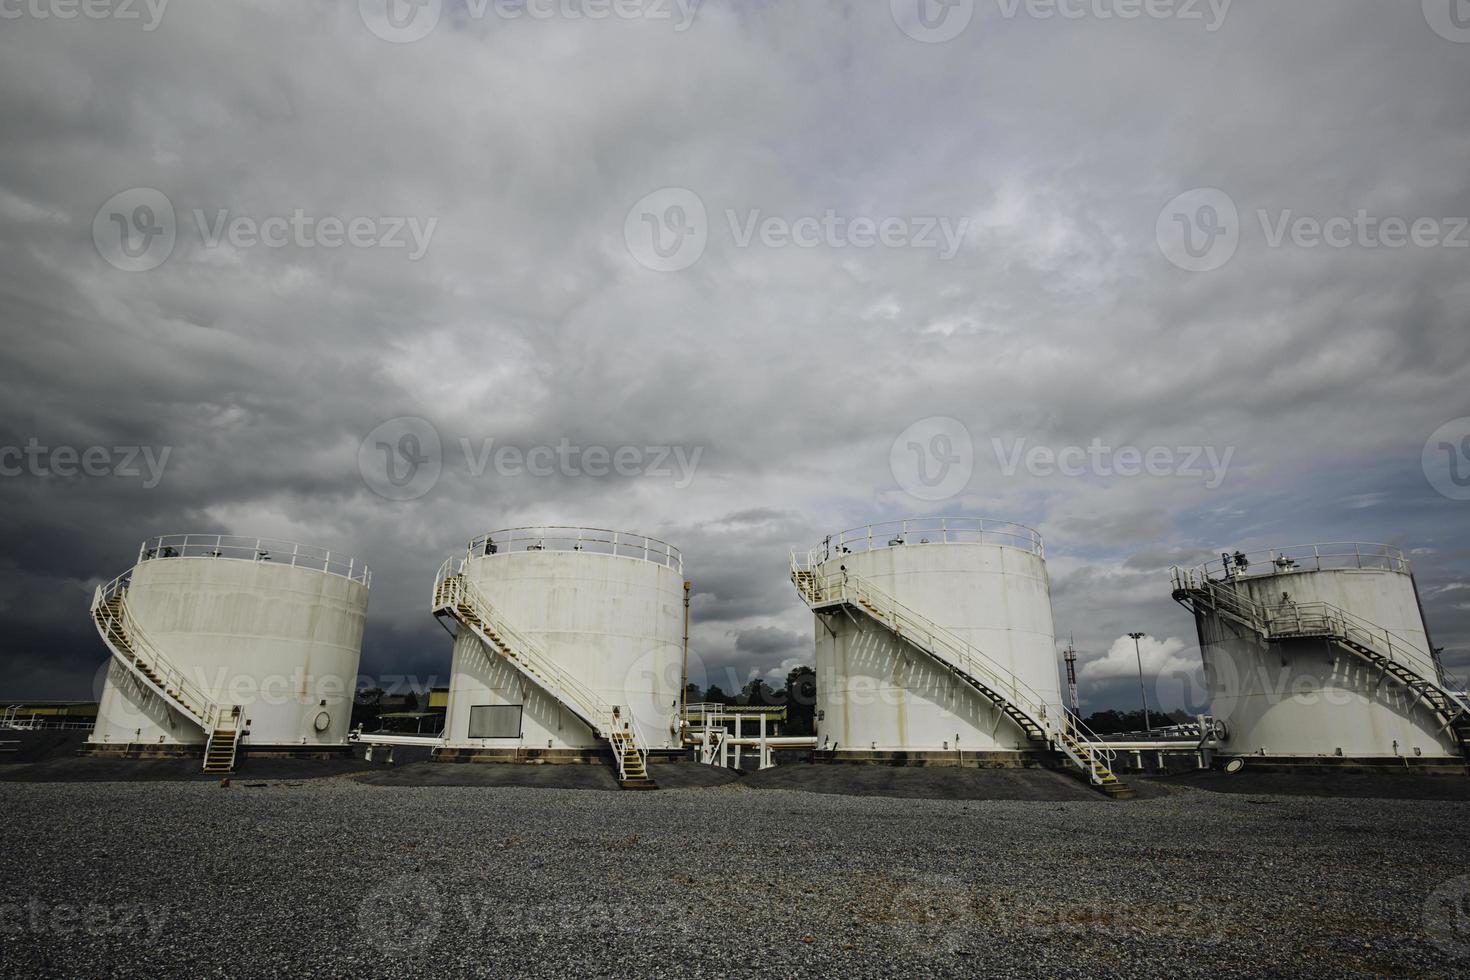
[680,580,691,721]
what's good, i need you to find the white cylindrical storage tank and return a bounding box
[89,535,370,751]
[806,518,1063,760]
[1184,544,1458,760]
[441,526,685,760]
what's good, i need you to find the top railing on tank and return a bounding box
[135,534,372,587]
[800,518,1044,569]
[466,526,682,574]
[1188,543,1409,583]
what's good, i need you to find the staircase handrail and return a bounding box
[1177,567,1440,671]
[1061,711,1119,765]
[793,557,1124,782]
[433,558,639,754]
[792,559,1061,733]
[1173,567,1470,717]
[91,577,233,733]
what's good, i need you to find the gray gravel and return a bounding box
[1,779,1468,978]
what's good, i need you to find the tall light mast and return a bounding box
[1063,636,1079,717]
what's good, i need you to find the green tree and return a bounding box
[779,666,817,735]
[351,687,385,730]
[738,678,775,706]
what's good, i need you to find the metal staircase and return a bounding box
[1171,568,1470,755]
[792,557,1134,798]
[90,575,243,773]
[432,558,656,789]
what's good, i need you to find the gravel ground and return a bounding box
[1,779,1468,978]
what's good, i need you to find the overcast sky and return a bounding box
[1,0,1467,717]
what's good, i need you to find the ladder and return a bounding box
[791,557,1133,798]
[432,558,656,789]
[609,728,656,789]
[1171,569,1470,755]
[203,723,242,774]
[91,575,243,773]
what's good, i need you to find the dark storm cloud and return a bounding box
[1,1,1467,707]
[734,626,806,657]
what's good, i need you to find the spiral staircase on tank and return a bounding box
[791,557,1134,799]
[90,574,244,773]
[1171,568,1470,756]
[432,558,657,789]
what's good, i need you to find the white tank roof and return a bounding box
[808,517,1044,564]
[133,533,370,587]
[1189,542,1409,582]
[466,525,681,574]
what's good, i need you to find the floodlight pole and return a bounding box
[1129,631,1152,732]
